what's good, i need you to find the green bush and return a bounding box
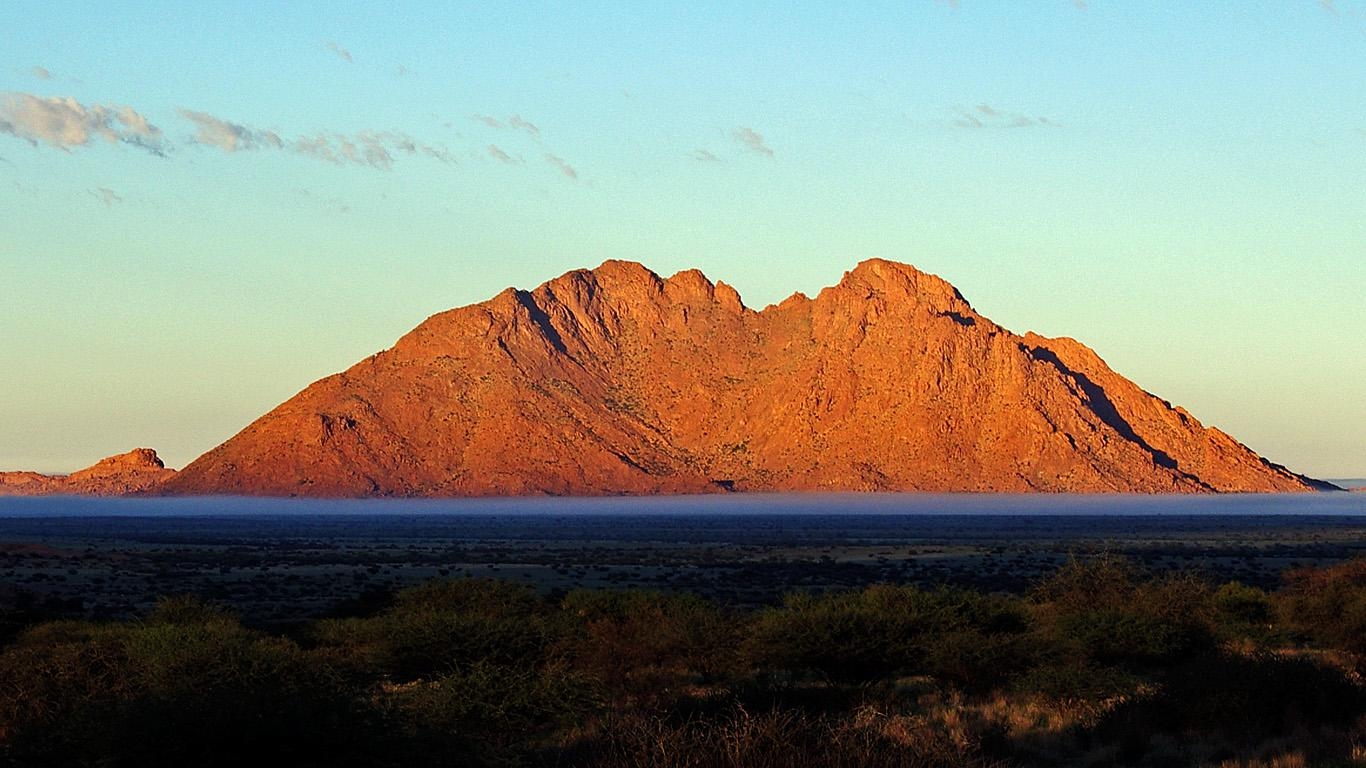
[0,596,374,768]
[745,585,1032,689]
[392,659,594,764]
[312,578,548,681]
[555,589,741,704]
[1031,557,1215,668]
[1277,560,1366,656]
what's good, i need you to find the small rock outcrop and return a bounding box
[0,449,175,496]
[159,259,1329,497]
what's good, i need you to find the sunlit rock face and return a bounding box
[163,259,1326,497]
[0,449,175,496]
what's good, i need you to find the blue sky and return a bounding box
[1,1,1363,477]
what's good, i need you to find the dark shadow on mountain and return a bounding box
[513,289,569,354]
[1025,344,1182,473]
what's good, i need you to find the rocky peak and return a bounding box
[1,449,175,496]
[159,258,1326,497]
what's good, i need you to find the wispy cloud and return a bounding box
[327,41,353,63]
[30,66,51,80]
[181,109,283,151]
[0,93,167,155]
[487,144,517,163]
[473,114,541,139]
[953,103,1060,129]
[179,109,452,169]
[544,153,577,179]
[731,126,773,156]
[693,148,720,162]
[293,187,350,214]
[508,115,539,138]
[89,187,122,207]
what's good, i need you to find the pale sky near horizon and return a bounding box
[1,1,1364,478]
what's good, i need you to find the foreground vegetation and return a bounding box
[5,556,1366,767]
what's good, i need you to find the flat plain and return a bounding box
[3,493,1364,624]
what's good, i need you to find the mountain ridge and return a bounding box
[0,448,175,496]
[156,258,1329,497]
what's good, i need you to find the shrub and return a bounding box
[745,585,1032,689]
[1277,560,1366,656]
[0,597,374,767]
[1030,557,1215,669]
[311,578,548,681]
[392,659,594,764]
[555,590,741,705]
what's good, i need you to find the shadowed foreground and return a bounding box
[6,557,1366,767]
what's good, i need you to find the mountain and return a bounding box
[159,259,1328,497]
[0,449,175,496]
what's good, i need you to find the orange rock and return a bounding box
[160,259,1328,497]
[0,449,175,496]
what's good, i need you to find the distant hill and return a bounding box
[157,259,1329,497]
[0,449,174,496]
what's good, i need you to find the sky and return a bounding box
[1,1,1364,479]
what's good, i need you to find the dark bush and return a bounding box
[1277,560,1366,656]
[0,597,375,768]
[555,589,741,705]
[390,659,594,765]
[745,585,1032,689]
[1031,557,1216,668]
[311,578,548,681]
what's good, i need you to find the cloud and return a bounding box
[89,187,122,207]
[487,144,516,163]
[327,41,353,63]
[0,92,167,155]
[293,187,350,214]
[693,148,720,162]
[731,126,773,156]
[31,66,51,80]
[474,114,541,138]
[180,109,283,151]
[1320,0,1338,14]
[508,115,539,138]
[544,153,577,179]
[953,103,1060,129]
[179,109,452,170]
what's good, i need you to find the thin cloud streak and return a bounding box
[327,42,353,63]
[181,109,282,151]
[487,144,516,163]
[0,92,167,155]
[953,103,1060,129]
[31,66,51,80]
[474,114,541,139]
[693,148,720,162]
[731,126,773,156]
[179,109,453,170]
[90,187,122,207]
[544,153,577,179]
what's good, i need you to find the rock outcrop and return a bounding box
[0,449,175,496]
[161,259,1329,497]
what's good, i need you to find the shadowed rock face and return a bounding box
[0,449,175,496]
[162,259,1328,497]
